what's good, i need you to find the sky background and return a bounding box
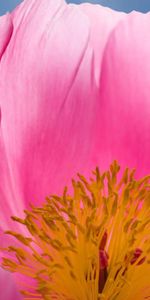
[0,0,150,16]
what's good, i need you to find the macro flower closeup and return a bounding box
[0,0,150,299]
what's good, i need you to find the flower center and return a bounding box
[1,161,150,299]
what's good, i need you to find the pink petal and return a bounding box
[0,0,149,233]
[95,11,150,176]
[0,13,13,60]
[0,0,92,226]
[0,268,22,300]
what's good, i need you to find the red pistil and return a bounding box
[130,248,146,265]
[98,232,109,293]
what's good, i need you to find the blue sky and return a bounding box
[0,0,150,15]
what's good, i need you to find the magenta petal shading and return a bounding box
[96,12,150,176]
[0,0,125,224]
[0,0,149,227]
[0,268,22,300]
[0,4,124,230]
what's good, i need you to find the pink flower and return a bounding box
[0,0,150,298]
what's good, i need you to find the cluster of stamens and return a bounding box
[1,161,150,299]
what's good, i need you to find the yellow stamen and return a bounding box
[1,161,150,299]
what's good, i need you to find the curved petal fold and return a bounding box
[0,13,13,60]
[79,3,125,84]
[0,0,93,224]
